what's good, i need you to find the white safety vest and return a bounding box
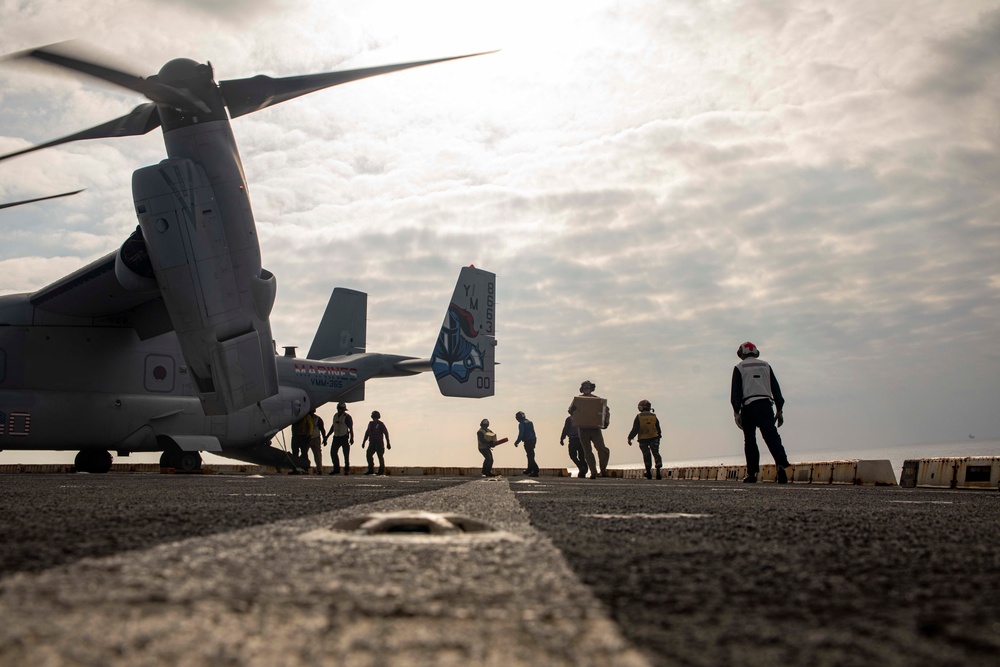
[331,412,351,437]
[739,359,773,406]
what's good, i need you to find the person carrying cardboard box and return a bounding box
[568,380,611,478]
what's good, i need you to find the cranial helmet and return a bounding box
[336,402,347,410]
[481,418,490,427]
[737,341,759,359]
[638,399,652,411]
[515,411,525,421]
[371,410,381,419]
[580,380,596,391]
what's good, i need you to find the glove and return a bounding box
[775,411,783,428]
[559,440,565,447]
[387,443,392,450]
[514,443,519,448]
[627,439,633,447]
[734,413,743,429]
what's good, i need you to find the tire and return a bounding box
[176,451,202,472]
[74,450,113,474]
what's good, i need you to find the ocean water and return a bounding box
[610,438,1000,482]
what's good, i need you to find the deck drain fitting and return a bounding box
[300,511,520,545]
[334,511,497,536]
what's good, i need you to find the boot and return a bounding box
[742,473,757,483]
[655,468,662,480]
[777,467,788,484]
[644,469,652,480]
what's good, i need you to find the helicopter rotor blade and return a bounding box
[219,51,496,119]
[0,189,84,211]
[0,103,160,163]
[9,42,210,113]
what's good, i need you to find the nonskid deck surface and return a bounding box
[0,474,997,666]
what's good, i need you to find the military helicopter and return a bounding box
[0,43,497,472]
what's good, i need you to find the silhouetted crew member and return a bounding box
[514,411,539,477]
[731,341,790,483]
[290,411,314,474]
[478,419,497,476]
[307,411,327,475]
[628,399,663,479]
[362,410,391,475]
[560,408,588,477]
[327,402,354,475]
[568,380,611,478]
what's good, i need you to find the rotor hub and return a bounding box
[157,58,211,86]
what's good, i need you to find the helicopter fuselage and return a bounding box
[0,291,418,456]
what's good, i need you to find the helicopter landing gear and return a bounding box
[74,449,113,474]
[176,451,203,472]
[158,444,202,472]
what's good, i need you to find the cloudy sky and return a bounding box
[1,0,998,470]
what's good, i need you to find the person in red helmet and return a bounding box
[730,342,791,484]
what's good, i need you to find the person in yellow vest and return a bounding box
[290,411,314,474]
[307,410,327,475]
[478,418,497,477]
[627,399,663,479]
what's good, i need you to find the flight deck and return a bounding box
[1,473,997,666]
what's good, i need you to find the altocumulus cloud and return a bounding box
[0,0,998,469]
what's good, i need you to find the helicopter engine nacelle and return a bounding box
[132,158,278,415]
[114,226,159,292]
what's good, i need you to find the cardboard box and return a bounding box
[571,396,607,429]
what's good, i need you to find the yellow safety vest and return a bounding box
[637,413,659,440]
[293,414,314,435]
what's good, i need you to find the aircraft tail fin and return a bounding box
[431,266,496,398]
[307,288,367,360]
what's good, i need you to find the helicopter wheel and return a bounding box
[74,450,113,474]
[176,451,203,472]
[158,443,202,472]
